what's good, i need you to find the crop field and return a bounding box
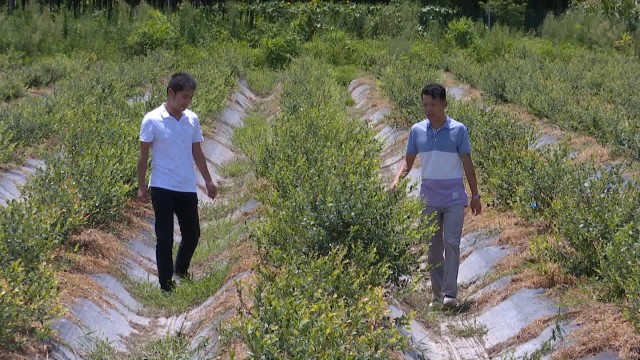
[1,1,639,359]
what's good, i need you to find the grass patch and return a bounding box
[199,195,247,221]
[85,339,120,360]
[399,287,440,331]
[86,333,206,360]
[218,158,252,178]
[447,318,488,338]
[191,218,250,267]
[130,333,206,360]
[129,262,230,314]
[245,67,280,97]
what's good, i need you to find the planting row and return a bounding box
[230,56,433,358]
[0,45,241,349]
[374,50,640,330]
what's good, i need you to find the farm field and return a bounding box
[1,1,639,359]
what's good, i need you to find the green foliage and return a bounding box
[233,56,432,357]
[418,5,458,29]
[0,202,65,348]
[601,222,640,331]
[468,24,515,63]
[547,168,639,277]
[0,96,55,147]
[541,11,626,49]
[130,263,230,314]
[234,248,407,359]
[260,33,301,69]
[0,4,63,56]
[437,30,640,160]
[20,54,79,88]
[179,44,242,122]
[446,102,535,209]
[0,119,17,164]
[303,31,358,66]
[445,17,477,48]
[480,0,527,28]
[331,64,359,87]
[0,71,26,101]
[245,67,280,97]
[0,259,60,349]
[614,31,634,52]
[573,0,640,30]
[378,43,443,126]
[233,112,271,164]
[127,8,177,55]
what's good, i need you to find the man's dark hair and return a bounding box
[167,72,197,94]
[421,83,447,101]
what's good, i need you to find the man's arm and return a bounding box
[192,142,218,199]
[461,153,481,215]
[137,141,152,202]
[391,153,417,191]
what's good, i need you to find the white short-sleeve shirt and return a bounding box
[140,104,204,193]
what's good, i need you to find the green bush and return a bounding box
[540,11,626,49]
[20,54,79,88]
[0,259,60,349]
[255,103,427,278]
[445,17,477,49]
[418,5,457,29]
[245,67,280,97]
[446,101,535,209]
[601,222,640,331]
[331,64,359,87]
[469,24,515,63]
[0,202,65,349]
[548,169,639,277]
[303,31,357,66]
[0,4,63,57]
[235,248,406,359]
[0,71,26,100]
[260,33,301,69]
[480,0,527,29]
[233,55,434,357]
[0,121,16,165]
[378,47,442,126]
[127,9,177,55]
[0,96,55,146]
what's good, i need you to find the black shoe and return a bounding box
[160,279,176,292]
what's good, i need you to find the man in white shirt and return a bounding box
[137,72,218,292]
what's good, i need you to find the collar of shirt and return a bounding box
[161,103,185,121]
[426,116,451,132]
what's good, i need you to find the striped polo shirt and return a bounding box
[407,116,471,207]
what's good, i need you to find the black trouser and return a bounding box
[150,187,200,290]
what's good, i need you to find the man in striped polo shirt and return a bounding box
[392,83,481,307]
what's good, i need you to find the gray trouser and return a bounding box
[424,205,465,298]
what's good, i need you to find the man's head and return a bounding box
[166,72,197,114]
[421,83,447,120]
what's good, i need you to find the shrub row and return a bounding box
[232,56,433,358]
[375,51,640,329]
[0,45,241,349]
[433,22,640,160]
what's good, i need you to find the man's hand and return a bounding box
[206,180,218,200]
[470,197,482,215]
[137,187,150,203]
